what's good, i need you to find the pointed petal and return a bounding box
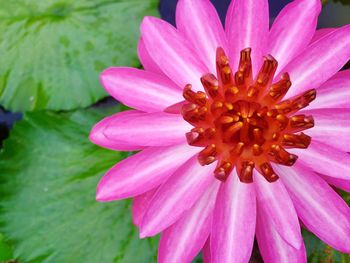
[138,37,163,74]
[226,0,269,75]
[284,25,350,97]
[211,172,256,263]
[319,174,350,193]
[141,16,208,91]
[267,0,321,75]
[96,144,198,201]
[89,110,144,151]
[275,163,350,253]
[158,181,220,263]
[292,140,350,180]
[176,0,227,73]
[140,156,216,237]
[254,172,302,249]
[132,188,158,227]
[100,67,183,112]
[103,111,190,147]
[311,28,336,44]
[256,204,307,263]
[307,69,350,109]
[304,108,350,152]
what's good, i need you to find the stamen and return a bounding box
[198,144,217,165]
[224,121,244,139]
[289,115,315,131]
[253,128,265,145]
[267,73,291,101]
[239,161,255,183]
[183,85,207,106]
[181,47,316,183]
[282,133,311,149]
[186,128,205,146]
[255,55,278,88]
[235,48,252,87]
[216,48,234,89]
[253,144,263,156]
[214,161,233,181]
[269,145,298,166]
[260,162,279,182]
[201,74,220,98]
[275,89,317,115]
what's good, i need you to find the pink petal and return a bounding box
[96,144,198,201]
[307,69,350,109]
[158,181,220,263]
[141,16,208,91]
[138,38,163,74]
[226,0,269,75]
[176,0,227,73]
[132,188,158,227]
[283,25,350,98]
[275,163,350,253]
[254,172,302,249]
[292,139,350,180]
[256,204,307,263]
[267,0,321,75]
[103,111,190,147]
[89,110,144,151]
[140,156,216,238]
[100,67,183,112]
[202,239,211,263]
[211,172,256,263]
[318,174,350,192]
[311,28,336,44]
[303,108,350,152]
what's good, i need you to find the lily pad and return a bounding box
[0,107,158,262]
[0,0,159,111]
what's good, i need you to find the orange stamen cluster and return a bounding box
[181,47,316,183]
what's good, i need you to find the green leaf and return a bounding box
[0,233,14,261]
[0,0,159,111]
[0,107,158,262]
[303,230,350,263]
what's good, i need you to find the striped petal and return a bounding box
[103,111,190,147]
[176,0,227,73]
[141,16,208,91]
[96,144,198,201]
[89,110,144,151]
[256,203,307,263]
[292,140,350,180]
[275,163,350,253]
[158,181,220,263]
[307,70,350,110]
[138,38,163,74]
[211,172,256,263]
[304,108,350,152]
[226,0,269,75]
[283,25,350,98]
[100,67,183,112]
[140,156,216,237]
[267,0,321,75]
[132,188,158,227]
[254,172,302,249]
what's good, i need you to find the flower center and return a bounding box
[181,48,316,183]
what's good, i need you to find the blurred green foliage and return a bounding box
[0,0,158,111]
[0,107,159,262]
[323,0,350,4]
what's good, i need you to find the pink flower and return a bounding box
[89,0,350,262]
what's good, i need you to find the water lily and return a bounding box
[89,0,350,262]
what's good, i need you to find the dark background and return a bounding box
[1,0,350,146]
